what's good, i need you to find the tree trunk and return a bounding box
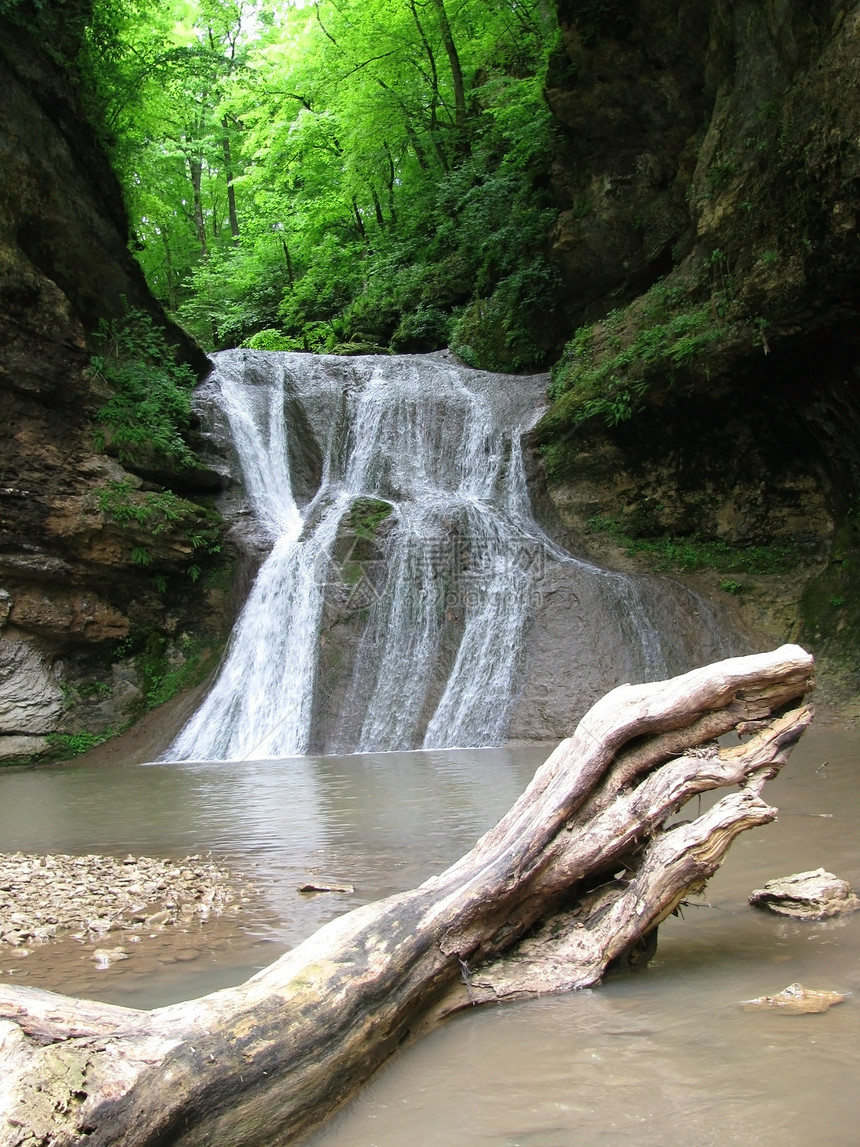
[0,646,814,1147]
[351,194,367,239]
[186,153,208,259]
[371,184,385,229]
[222,120,240,240]
[161,231,177,311]
[431,0,468,149]
[281,237,295,285]
[383,140,397,225]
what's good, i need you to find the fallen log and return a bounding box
[0,645,814,1146]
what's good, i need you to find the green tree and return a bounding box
[78,0,564,368]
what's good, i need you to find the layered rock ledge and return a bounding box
[749,868,860,920]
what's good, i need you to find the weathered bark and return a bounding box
[0,646,814,1147]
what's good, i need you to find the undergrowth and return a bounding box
[97,480,221,580]
[133,632,215,710]
[587,515,798,576]
[544,278,728,435]
[91,301,198,470]
[47,726,121,758]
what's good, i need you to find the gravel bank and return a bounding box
[0,851,255,966]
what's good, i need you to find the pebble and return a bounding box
[0,851,256,964]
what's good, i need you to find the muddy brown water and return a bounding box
[0,725,857,1145]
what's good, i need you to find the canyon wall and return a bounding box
[0,7,233,761]
[536,0,860,706]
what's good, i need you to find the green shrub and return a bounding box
[720,579,746,595]
[137,634,215,710]
[543,277,731,443]
[587,517,797,576]
[97,481,222,577]
[47,728,118,757]
[91,302,198,470]
[98,481,193,534]
[390,307,452,353]
[243,328,305,351]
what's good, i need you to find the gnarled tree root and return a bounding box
[0,645,814,1146]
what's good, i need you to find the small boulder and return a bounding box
[749,868,859,919]
[297,882,355,895]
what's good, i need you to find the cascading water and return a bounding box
[166,350,736,762]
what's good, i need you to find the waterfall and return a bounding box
[166,350,735,762]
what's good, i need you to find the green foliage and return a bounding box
[587,516,798,576]
[75,0,563,366]
[545,281,724,435]
[798,510,860,658]
[346,498,394,541]
[706,160,735,190]
[97,481,193,534]
[539,439,580,483]
[391,308,451,354]
[130,545,152,566]
[0,0,92,62]
[720,579,746,595]
[242,329,304,352]
[538,248,779,455]
[46,728,118,758]
[135,632,214,710]
[97,480,222,578]
[0,0,49,21]
[75,680,113,700]
[91,303,198,470]
[451,254,561,372]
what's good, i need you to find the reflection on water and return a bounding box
[0,728,857,1145]
[0,745,546,1005]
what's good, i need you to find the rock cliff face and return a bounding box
[0,10,232,761]
[537,0,860,705]
[3,0,859,761]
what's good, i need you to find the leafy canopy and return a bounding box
[78,0,563,370]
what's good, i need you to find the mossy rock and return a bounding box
[799,513,860,656]
[330,498,396,565]
[329,341,390,357]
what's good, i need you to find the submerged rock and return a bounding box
[741,982,846,1014]
[749,868,860,919]
[297,882,355,895]
[92,946,129,968]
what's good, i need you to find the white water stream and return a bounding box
[167,351,721,761]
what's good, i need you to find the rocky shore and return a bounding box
[0,851,255,969]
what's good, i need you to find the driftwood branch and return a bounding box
[0,645,814,1146]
